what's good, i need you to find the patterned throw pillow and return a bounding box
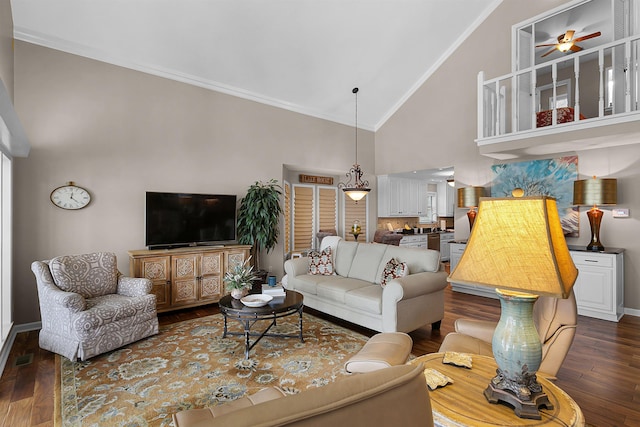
[380,257,409,287]
[308,247,334,275]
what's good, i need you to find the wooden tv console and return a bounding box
[128,245,251,312]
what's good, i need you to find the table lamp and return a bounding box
[457,186,485,229]
[573,176,617,251]
[448,196,578,419]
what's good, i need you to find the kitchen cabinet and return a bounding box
[437,181,456,217]
[378,175,430,217]
[439,232,454,262]
[569,247,624,322]
[399,235,428,249]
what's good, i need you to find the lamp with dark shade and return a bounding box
[457,186,484,229]
[448,196,578,419]
[573,176,617,251]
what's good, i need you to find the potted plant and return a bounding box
[224,256,259,299]
[237,179,283,274]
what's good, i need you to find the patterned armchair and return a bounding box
[31,252,159,361]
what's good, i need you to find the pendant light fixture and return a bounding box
[338,87,370,203]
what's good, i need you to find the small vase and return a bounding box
[230,288,247,299]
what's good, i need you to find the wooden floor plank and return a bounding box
[0,286,638,426]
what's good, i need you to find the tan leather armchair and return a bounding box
[173,363,433,427]
[439,291,577,379]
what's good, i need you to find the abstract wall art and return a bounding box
[491,156,578,237]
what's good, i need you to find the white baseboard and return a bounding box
[624,307,640,317]
[0,321,42,376]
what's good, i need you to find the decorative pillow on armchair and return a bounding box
[49,252,119,298]
[308,247,334,275]
[380,258,409,287]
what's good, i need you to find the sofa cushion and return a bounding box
[317,277,371,304]
[380,258,409,287]
[348,243,387,283]
[343,284,383,315]
[334,241,358,276]
[308,247,334,275]
[50,252,118,298]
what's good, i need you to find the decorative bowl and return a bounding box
[240,294,273,307]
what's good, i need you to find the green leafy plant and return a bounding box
[237,179,283,271]
[224,257,259,291]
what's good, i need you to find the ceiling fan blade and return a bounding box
[570,44,583,53]
[536,43,558,48]
[558,30,575,43]
[573,31,602,43]
[541,48,557,58]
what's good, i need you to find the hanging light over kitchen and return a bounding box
[338,88,370,202]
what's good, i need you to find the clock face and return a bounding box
[50,185,91,210]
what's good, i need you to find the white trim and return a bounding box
[0,321,41,376]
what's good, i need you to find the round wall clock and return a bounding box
[50,182,91,210]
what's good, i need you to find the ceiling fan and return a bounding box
[536,30,602,58]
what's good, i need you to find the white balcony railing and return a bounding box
[477,34,640,143]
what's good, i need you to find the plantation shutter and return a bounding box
[318,187,337,233]
[284,181,291,254]
[344,196,367,242]
[292,185,314,251]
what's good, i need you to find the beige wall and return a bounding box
[377,0,640,313]
[12,42,374,324]
[0,0,13,99]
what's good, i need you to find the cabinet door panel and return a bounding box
[574,267,614,313]
[200,252,223,301]
[139,256,171,310]
[172,255,199,305]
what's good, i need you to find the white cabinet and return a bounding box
[399,235,428,249]
[439,232,454,262]
[437,181,456,217]
[448,244,626,320]
[378,175,429,217]
[570,248,624,322]
[449,242,497,299]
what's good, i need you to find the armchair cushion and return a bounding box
[50,252,118,298]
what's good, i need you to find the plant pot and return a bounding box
[230,288,248,299]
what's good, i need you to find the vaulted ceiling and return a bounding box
[11,0,500,130]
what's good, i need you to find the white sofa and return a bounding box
[283,237,448,333]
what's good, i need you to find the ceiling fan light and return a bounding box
[558,42,573,52]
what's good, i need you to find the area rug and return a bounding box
[55,312,369,427]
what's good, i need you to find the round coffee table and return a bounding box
[219,290,304,359]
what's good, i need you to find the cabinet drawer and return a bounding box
[571,252,613,268]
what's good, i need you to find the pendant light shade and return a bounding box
[338,88,370,202]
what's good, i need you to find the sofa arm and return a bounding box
[384,270,449,301]
[283,257,310,278]
[117,275,153,297]
[454,318,497,343]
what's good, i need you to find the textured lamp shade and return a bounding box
[449,196,577,298]
[457,186,484,208]
[573,177,617,206]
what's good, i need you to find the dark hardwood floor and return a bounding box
[1,287,639,426]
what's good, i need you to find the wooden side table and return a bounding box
[410,353,585,427]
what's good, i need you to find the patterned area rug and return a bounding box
[55,312,369,426]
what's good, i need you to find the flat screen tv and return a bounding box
[145,192,237,249]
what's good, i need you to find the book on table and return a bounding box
[262,284,286,296]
